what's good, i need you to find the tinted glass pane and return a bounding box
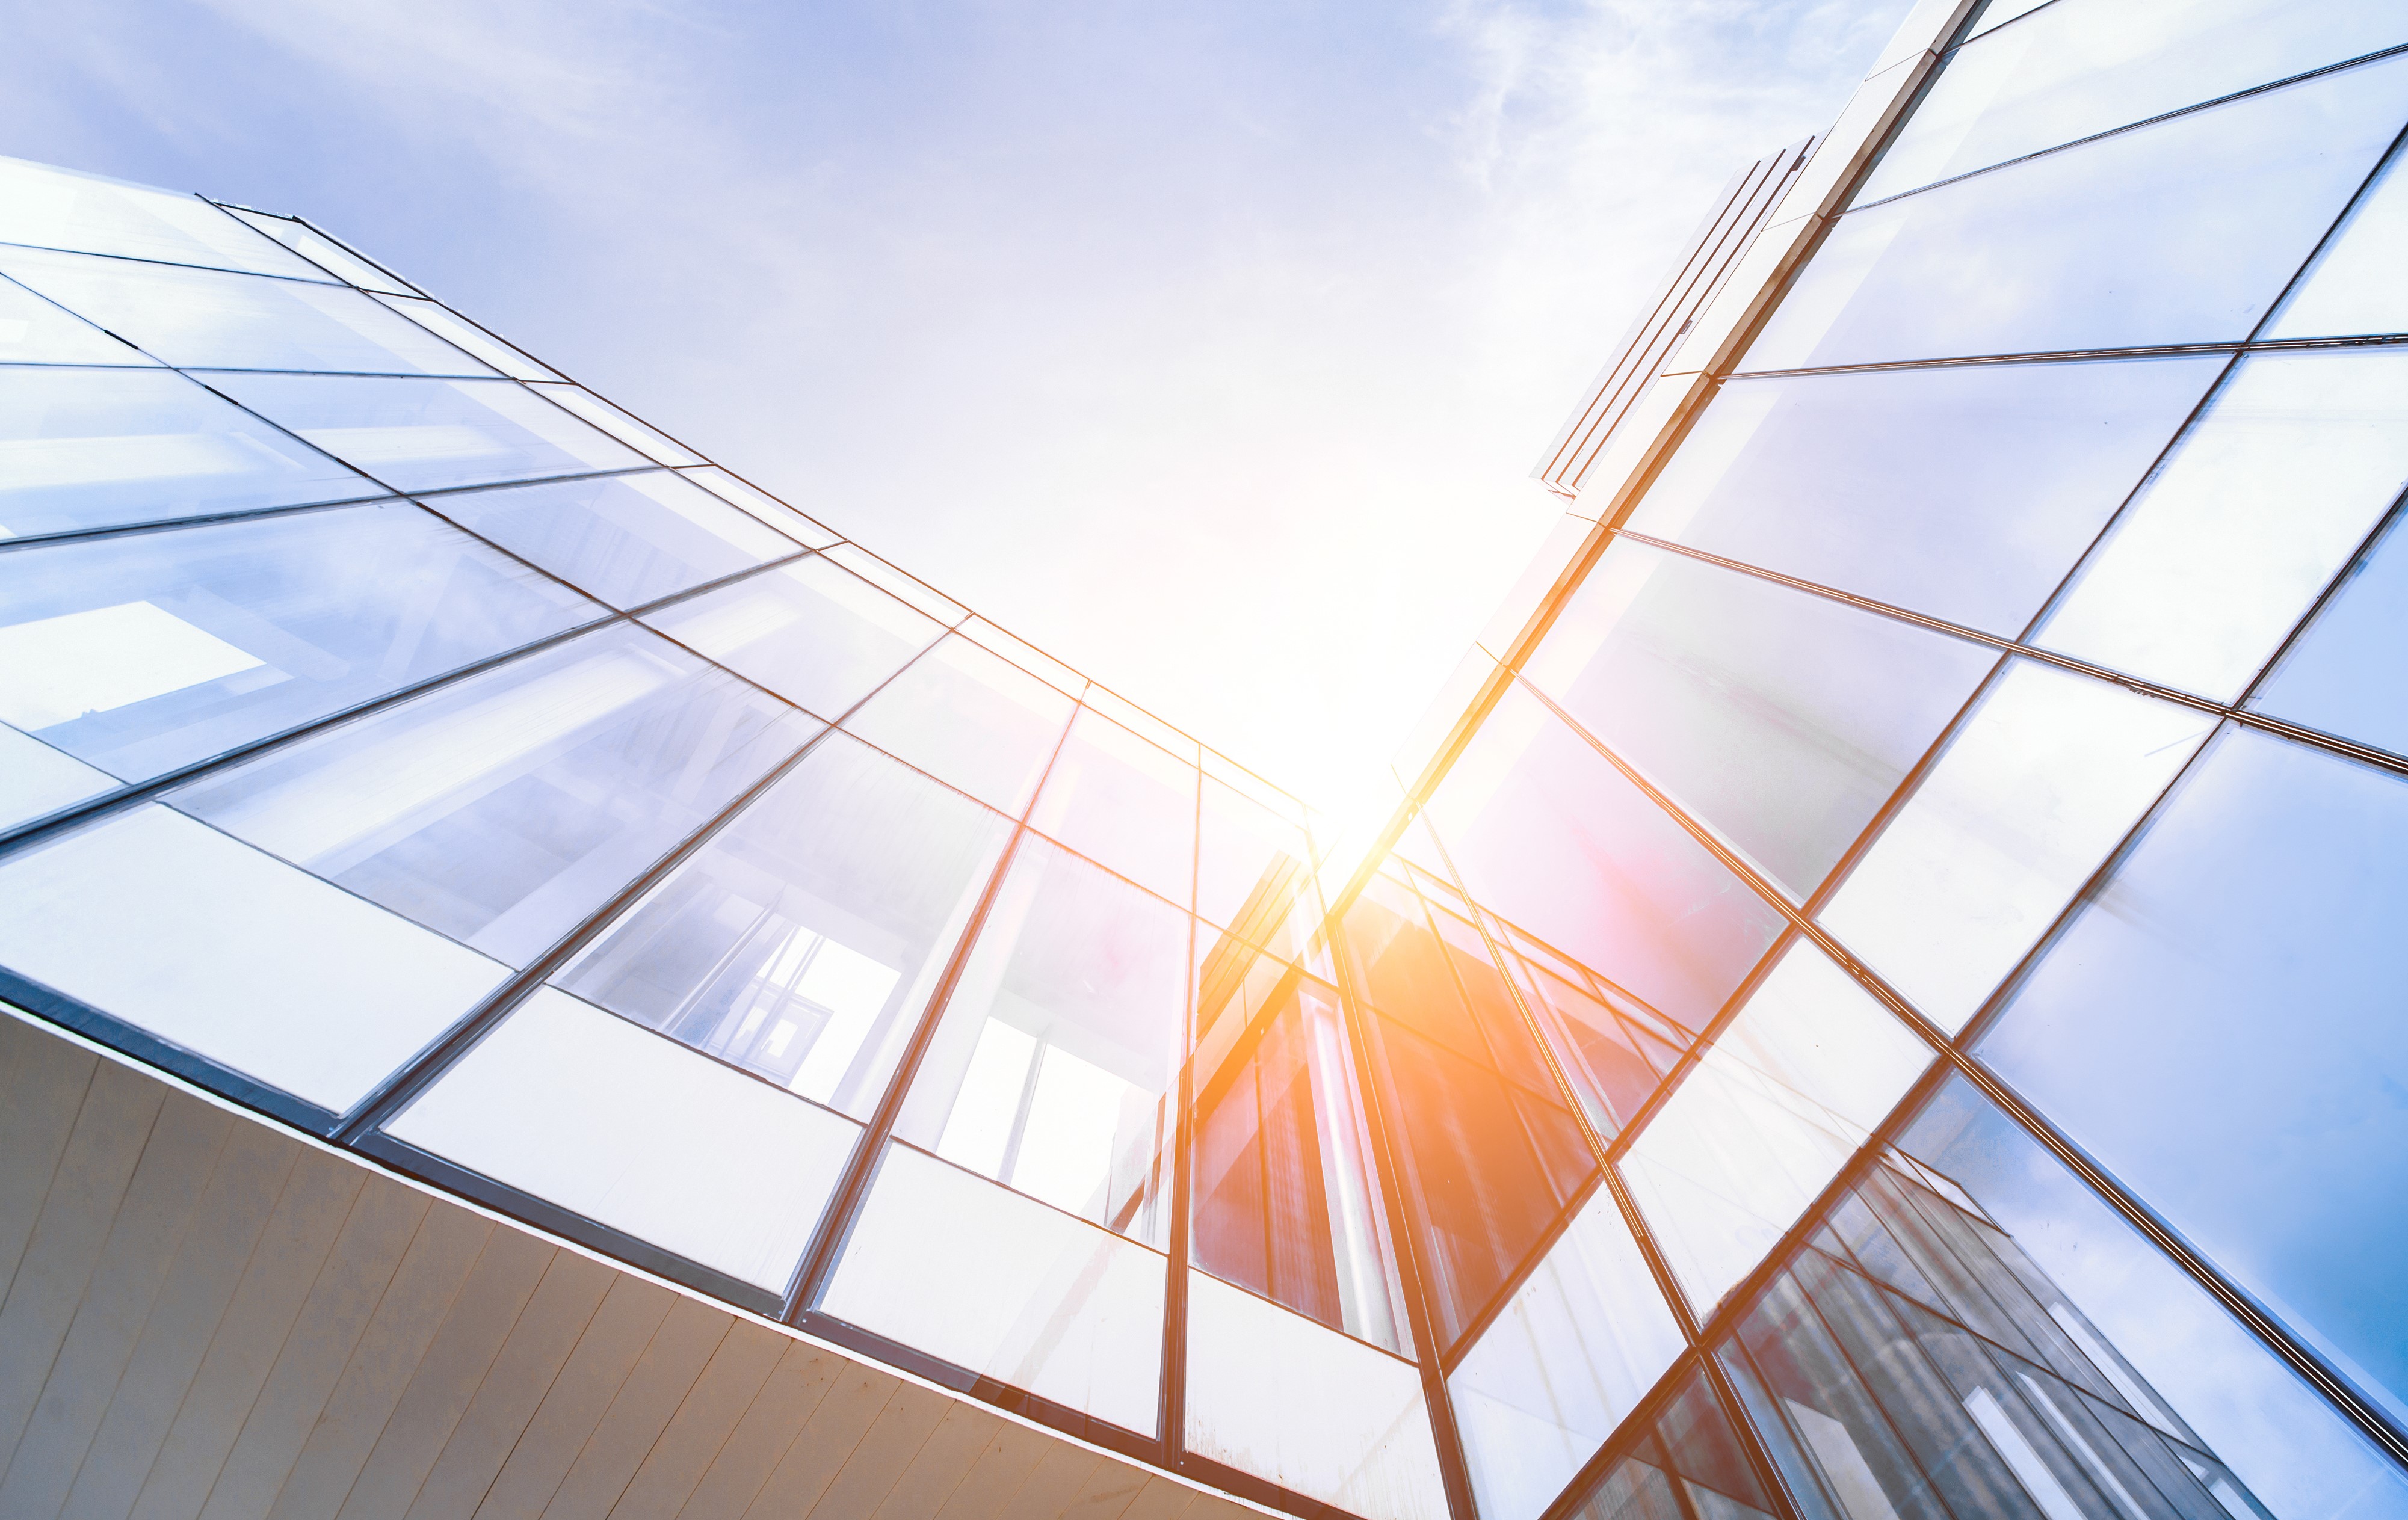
[643,554,940,720]
[418,470,795,611]
[554,731,1011,1119]
[0,367,371,539]
[0,502,599,782]
[1858,0,2408,203]
[1625,358,2225,634]
[1489,920,1694,1139]
[1428,684,1786,1030]
[206,373,649,492]
[1527,541,1998,899]
[843,634,1075,814]
[0,247,489,375]
[173,623,817,967]
[2250,508,2408,755]
[894,836,1187,1245]
[2265,139,2408,340]
[1028,707,1197,906]
[1560,1370,1776,1520]
[0,272,160,364]
[1981,726,2408,1427]
[1747,54,2408,369]
[0,155,327,279]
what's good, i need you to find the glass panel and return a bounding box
[1526,541,1998,899]
[843,634,1076,814]
[1184,1269,1448,1520]
[1427,683,1786,1032]
[0,724,114,831]
[1746,54,2408,369]
[820,544,968,623]
[2037,351,2408,701]
[171,623,817,967]
[1486,917,1696,1141]
[1191,949,1410,1351]
[0,501,600,783]
[1079,685,1197,762]
[0,272,160,365]
[1980,725,2408,1427]
[205,373,649,493]
[0,804,508,1110]
[1560,1370,1778,1520]
[820,1141,1164,1433]
[528,383,703,465]
[642,554,941,720]
[676,467,841,549]
[1196,775,1314,940]
[1620,942,1934,1317]
[552,731,1011,1120]
[386,986,855,1292]
[893,835,1186,1246]
[0,367,372,540]
[221,208,412,294]
[961,616,1084,697]
[417,470,795,611]
[374,296,560,381]
[1857,0,2408,203]
[1028,707,1197,906]
[1821,660,2214,1033]
[2266,139,2408,340]
[1450,1187,1689,1520]
[1624,358,2226,635]
[0,155,329,280]
[2250,508,2408,755]
[0,247,491,375]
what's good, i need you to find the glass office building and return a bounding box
[4,0,2408,1517]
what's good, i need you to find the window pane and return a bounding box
[676,467,841,549]
[0,804,508,1111]
[374,295,558,380]
[385,985,856,1294]
[172,623,817,967]
[1451,1187,1688,1520]
[962,616,1084,697]
[1620,942,1934,1317]
[1980,725,2408,1428]
[1488,917,1695,1142]
[0,502,600,782]
[1028,707,1197,906]
[2250,509,2408,756]
[821,543,968,623]
[0,271,159,365]
[206,373,649,492]
[1821,660,2214,1034]
[1196,776,1314,938]
[820,1141,1164,1433]
[1527,541,1998,899]
[0,724,114,831]
[0,368,372,539]
[0,155,329,280]
[1857,0,2408,203]
[1428,684,1786,1031]
[1561,1370,1777,1520]
[2037,351,2408,701]
[222,207,412,294]
[843,634,1075,814]
[1184,1269,1447,1520]
[0,247,491,375]
[419,470,795,611]
[642,554,942,720]
[553,731,1011,1119]
[894,836,1186,1246]
[1746,54,2408,370]
[528,383,703,465]
[2265,139,2408,340]
[1625,358,2226,635]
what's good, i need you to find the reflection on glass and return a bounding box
[1821,660,2212,1034]
[820,544,967,623]
[1981,726,2408,1429]
[0,247,490,375]
[2037,351,2408,701]
[844,635,1076,815]
[1191,939,1410,1353]
[1028,707,1197,906]
[418,470,795,611]
[1746,54,2408,369]
[1558,1369,1779,1520]
[1857,0,2408,204]
[555,731,1011,1119]
[0,272,161,365]
[1428,685,1786,1031]
[1624,358,2225,635]
[221,207,412,294]
[644,553,940,719]
[374,296,560,381]
[962,616,1084,697]
[2251,508,2408,756]
[1485,915,1696,1140]
[1620,943,1933,1317]
[0,723,114,832]
[1526,541,1998,899]
[0,367,372,540]
[386,985,859,1293]
[676,467,841,548]
[529,383,703,465]
[894,835,1186,1246]
[2267,140,2408,340]
[0,155,329,280]
[1196,775,1314,940]
[173,623,817,967]
[206,372,649,493]
[1450,1188,1688,1520]
[0,502,599,782]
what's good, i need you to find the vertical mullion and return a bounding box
[1159,750,1205,1460]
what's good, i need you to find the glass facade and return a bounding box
[6,2,2408,1515]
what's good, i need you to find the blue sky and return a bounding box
[4,0,1903,806]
